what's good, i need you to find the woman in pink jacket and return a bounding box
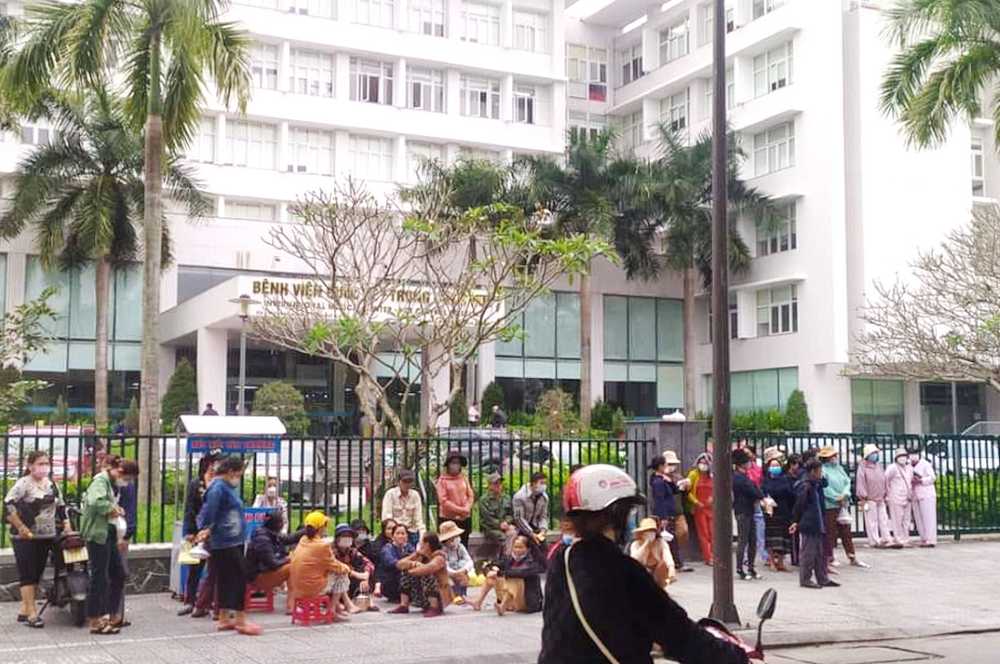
[855,444,892,548]
[908,448,937,547]
[436,450,475,548]
[883,448,914,548]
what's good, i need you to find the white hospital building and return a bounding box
[0,0,996,435]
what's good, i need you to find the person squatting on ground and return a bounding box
[370,518,397,598]
[80,455,128,635]
[332,523,377,614]
[388,532,451,618]
[5,451,71,629]
[439,520,474,603]
[909,448,938,548]
[761,450,795,572]
[379,523,414,603]
[791,460,839,590]
[539,464,757,664]
[818,447,868,571]
[436,450,475,549]
[732,449,764,581]
[884,448,915,548]
[245,512,304,611]
[685,453,715,565]
[196,455,261,636]
[628,517,676,588]
[856,444,893,548]
[470,533,545,615]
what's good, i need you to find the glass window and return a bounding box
[660,88,689,133]
[852,379,905,434]
[409,0,444,35]
[628,298,656,361]
[0,254,6,318]
[225,200,278,221]
[251,43,279,90]
[290,49,335,97]
[657,299,683,361]
[752,0,787,20]
[513,84,536,125]
[706,366,798,414]
[659,18,689,65]
[556,292,580,358]
[460,76,501,119]
[227,120,278,170]
[753,121,795,177]
[569,112,606,143]
[349,134,394,181]
[567,44,587,98]
[354,0,394,27]
[567,44,607,101]
[523,294,556,358]
[26,258,69,337]
[698,3,713,46]
[756,201,797,256]
[753,41,793,98]
[19,122,52,145]
[188,117,216,163]
[657,365,684,409]
[603,296,628,360]
[290,0,335,17]
[288,127,334,175]
[457,146,500,162]
[620,44,643,85]
[350,57,394,105]
[460,2,500,45]
[112,264,142,342]
[756,284,798,336]
[235,0,280,7]
[621,111,644,150]
[408,67,445,113]
[407,142,445,183]
[514,10,546,53]
[972,136,986,195]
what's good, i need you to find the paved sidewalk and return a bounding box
[0,538,995,663]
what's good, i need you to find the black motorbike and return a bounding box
[38,507,89,627]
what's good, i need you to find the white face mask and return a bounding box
[115,478,129,489]
[266,486,278,498]
[909,454,920,463]
[533,484,547,496]
[698,463,710,473]
[665,465,678,474]
[896,457,909,466]
[227,477,240,488]
[643,531,656,542]
[337,537,353,549]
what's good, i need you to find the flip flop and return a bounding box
[235,623,263,636]
[89,622,117,635]
[110,620,132,629]
[25,618,45,629]
[216,623,236,632]
[16,614,27,623]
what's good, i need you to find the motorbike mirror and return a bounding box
[756,588,777,621]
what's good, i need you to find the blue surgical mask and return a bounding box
[562,535,574,546]
[867,454,879,463]
[767,466,782,477]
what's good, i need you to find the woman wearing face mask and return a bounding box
[761,454,794,572]
[471,534,545,614]
[379,523,414,603]
[856,444,892,548]
[628,518,676,587]
[649,452,690,574]
[909,448,938,548]
[80,455,128,635]
[4,451,70,628]
[436,450,475,549]
[252,476,289,534]
[195,455,261,635]
[685,453,715,565]
[331,523,376,614]
[884,448,914,548]
[289,511,351,613]
[438,521,475,603]
[110,460,139,628]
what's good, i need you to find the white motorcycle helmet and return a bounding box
[563,464,645,516]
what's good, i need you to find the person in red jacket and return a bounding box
[436,450,475,548]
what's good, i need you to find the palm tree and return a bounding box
[617,128,771,414]
[0,86,208,428]
[2,0,251,435]
[517,133,651,429]
[880,0,1000,148]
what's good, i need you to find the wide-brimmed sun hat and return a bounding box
[438,520,464,542]
[632,517,659,534]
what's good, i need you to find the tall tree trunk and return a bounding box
[579,259,592,430]
[683,266,697,417]
[94,257,111,430]
[139,29,163,506]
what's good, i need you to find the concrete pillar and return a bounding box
[335,129,351,178]
[736,288,756,339]
[447,0,462,40]
[216,196,226,218]
[551,80,566,133]
[280,41,291,93]
[196,327,229,416]
[394,57,408,109]
[394,135,408,183]
[396,0,407,30]
[279,121,290,173]
[501,74,514,122]
[641,20,658,73]
[477,342,496,403]
[446,69,462,116]
[732,54,751,105]
[549,0,564,68]
[335,52,352,101]
[501,1,513,48]
[445,142,461,164]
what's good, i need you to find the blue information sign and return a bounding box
[187,435,281,454]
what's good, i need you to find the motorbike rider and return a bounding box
[539,464,759,664]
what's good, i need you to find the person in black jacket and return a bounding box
[540,464,755,664]
[648,452,690,573]
[245,513,304,608]
[791,460,840,589]
[469,534,544,614]
[733,449,764,581]
[178,453,221,616]
[762,456,795,572]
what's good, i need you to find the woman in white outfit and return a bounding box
[908,448,937,548]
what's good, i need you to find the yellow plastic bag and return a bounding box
[468,571,486,587]
[177,542,199,566]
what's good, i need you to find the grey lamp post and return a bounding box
[229,294,260,416]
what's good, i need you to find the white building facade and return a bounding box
[0,0,995,434]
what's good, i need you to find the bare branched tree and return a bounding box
[251,177,610,436]
[852,206,1000,392]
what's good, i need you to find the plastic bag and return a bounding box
[837,504,852,525]
[177,542,199,566]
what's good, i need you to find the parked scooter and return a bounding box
[699,589,777,660]
[38,506,89,627]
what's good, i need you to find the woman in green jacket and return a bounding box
[81,455,127,635]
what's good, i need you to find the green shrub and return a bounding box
[481,381,505,422]
[537,387,579,434]
[161,358,198,425]
[450,392,469,426]
[785,390,810,432]
[731,409,786,432]
[253,381,310,436]
[611,407,627,438]
[591,399,614,431]
[507,410,535,428]
[51,395,69,425]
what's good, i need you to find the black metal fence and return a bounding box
[735,431,1000,537]
[0,431,657,547]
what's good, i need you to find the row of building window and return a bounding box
[707,282,799,343]
[236,0,548,53]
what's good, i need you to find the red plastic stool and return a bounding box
[245,586,275,612]
[291,596,335,626]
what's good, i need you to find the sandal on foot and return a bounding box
[17,614,28,623]
[216,623,236,632]
[89,622,118,635]
[25,618,45,629]
[235,623,263,636]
